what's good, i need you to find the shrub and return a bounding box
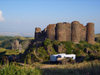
[43,39,51,46]
[37,47,49,61]
[62,41,74,54]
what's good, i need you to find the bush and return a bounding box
[43,39,51,46]
[62,41,74,54]
[37,47,49,61]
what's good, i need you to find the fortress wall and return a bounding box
[71,21,80,43]
[80,24,86,41]
[47,24,56,40]
[56,23,67,41]
[34,21,95,44]
[63,22,71,41]
[86,23,95,44]
[41,28,47,40]
[35,27,41,40]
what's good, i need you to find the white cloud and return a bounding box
[0,10,4,22]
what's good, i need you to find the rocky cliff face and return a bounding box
[35,21,95,44]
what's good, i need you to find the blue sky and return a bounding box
[0,0,100,36]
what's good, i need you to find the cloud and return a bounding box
[0,10,4,22]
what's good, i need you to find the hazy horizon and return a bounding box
[0,0,100,36]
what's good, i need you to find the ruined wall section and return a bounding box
[35,27,41,40]
[34,21,95,44]
[80,24,86,41]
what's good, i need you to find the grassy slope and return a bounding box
[0,36,33,55]
[0,48,24,55]
[0,60,100,75]
[0,35,100,75]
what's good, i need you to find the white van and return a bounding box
[50,53,76,62]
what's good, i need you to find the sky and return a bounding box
[0,0,100,36]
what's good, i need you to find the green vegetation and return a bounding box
[0,36,33,49]
[23,38,100,64]
[0,60,100,75]
[0,63,42,75]
[0,48,24,55]
[0,36,14,41]
[0,35,100,75]
[42,61,100,75]
[0,36,33,41]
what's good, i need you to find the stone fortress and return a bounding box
[35,21,95,44]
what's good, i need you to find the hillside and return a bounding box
[0,35,100,75]
[0,34,100,63]
[20,38,100,64]
[0,36,33,50]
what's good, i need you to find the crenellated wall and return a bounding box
[35,21,95,44]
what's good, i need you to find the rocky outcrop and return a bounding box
[11,40,22,50]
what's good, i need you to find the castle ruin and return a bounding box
[35,21,95,44]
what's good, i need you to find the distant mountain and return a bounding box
[0,32,33,37]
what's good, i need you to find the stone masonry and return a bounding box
[86,23,95,44]
[71,21,80,43]
[35,21,95,44]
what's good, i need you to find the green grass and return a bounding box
[0,60,100,75]
[0,48,24,55]
[41,60,100,75]
[0,63,42,75]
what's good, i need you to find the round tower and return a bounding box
[56,23,67,41]
[71,21,80,43]
[47,24,56,40]
[86,23,95,44]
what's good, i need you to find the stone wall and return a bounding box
[47,24,56,41]
[80,24,86,41]
[64,22,71,41]
[86,23,95,44]
[35,21,95,44]
[35,27,41,40]
[56,23,67,41]
[71,21,80,43]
